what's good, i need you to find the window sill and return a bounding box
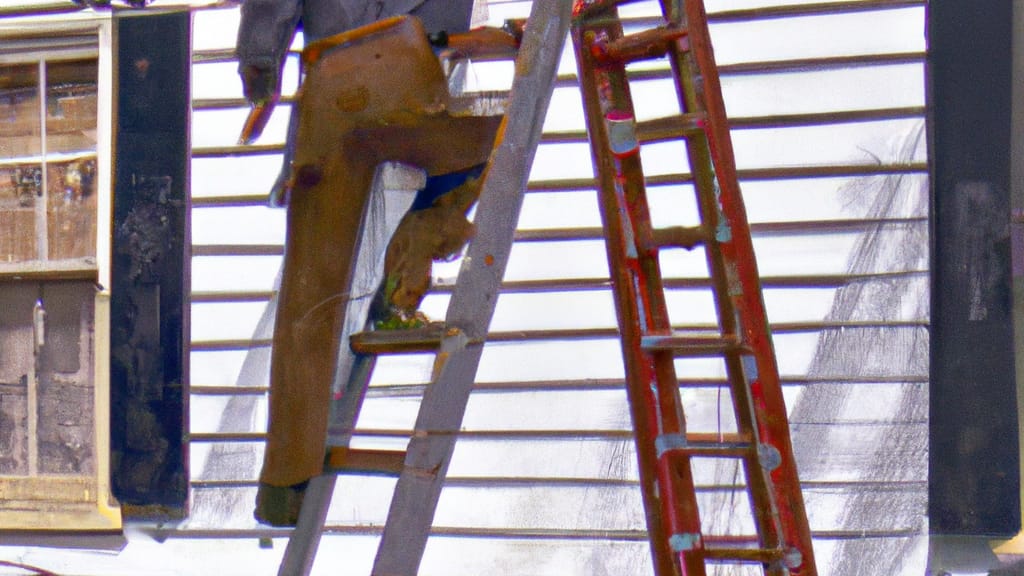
[0,257,98,281]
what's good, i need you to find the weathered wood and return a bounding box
[349,322,448,355]
[325,447,405,476]
[110,11,190,516]
[0,283,34,476]
[37,282,96,475]
[0,382,29,476]
[929,1,1021,537]
[0,280,119,531]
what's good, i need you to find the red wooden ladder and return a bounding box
[571,1,818,574]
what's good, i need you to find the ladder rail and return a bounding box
[653,0,789,568]
[278,354,377,575]
[665,0,818,570]
[572,12,704,576]
[370,3,573,574]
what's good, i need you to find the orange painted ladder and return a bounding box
[570,1,818,574]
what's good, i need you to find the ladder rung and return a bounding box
[640,332,745,356]
[646,225,705,250]
[325,447,405,476]
[703,545,788,563]
[350,323,449,355]
[590,26,689,64]
[658,434,786,472]
[655,433,752,459]
[636,113,708,143]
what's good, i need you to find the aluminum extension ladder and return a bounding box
[570,1,818,575]
[275,2,573,575]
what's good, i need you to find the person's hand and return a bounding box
[240,64,279,105]
[238,64,280,146]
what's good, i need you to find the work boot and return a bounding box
[254,480,308,527]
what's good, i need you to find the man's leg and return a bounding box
[257,156,378,526]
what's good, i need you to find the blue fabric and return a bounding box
[410,163,486,211]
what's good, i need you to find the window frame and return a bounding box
[0,13,119,532]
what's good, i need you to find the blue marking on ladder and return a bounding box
[614,179,639,259]
[634,276,648,331]
[741,355,758,381]
[669,532,701,552]
[716,219,732,243]
[655,433,687,458]
[712,176,732,243]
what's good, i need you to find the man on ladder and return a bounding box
[236,0,519,527]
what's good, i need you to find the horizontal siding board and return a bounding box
[185,376,928,401]
[187,321,931,351]
[191,57,300,101]
[191,116,927,163]
[190,205,285,246]
[188,383,926,440]
[187,270,928,303]
[188,217,928,253]
[188,173,929,223]
[707,6,925,65]
[191,254,281,292]
[181,481,922,535]
[190,154,282,198]
[191,104,293,148]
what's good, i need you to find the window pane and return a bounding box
[0,62,41,159]
[44,59,97,156]
[0,162,40,262]
[46,58,98,261]
[0,63,41,262]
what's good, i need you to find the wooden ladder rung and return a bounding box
[350,322,450,355]
[592,25,689,64]
[326,447,406,476]
[702,545,789,563]
[640,332,746,357]
[636,113,707,143]
[655,432,753,459]
[645,225,706,251]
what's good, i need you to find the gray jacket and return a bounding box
[237,0,476,71]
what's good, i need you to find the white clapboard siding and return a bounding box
[181,2,930,576]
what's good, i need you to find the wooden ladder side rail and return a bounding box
[571,10,704,576]
[368,3,574,575]
[279,352,378,576]
[665,0,818,572]
[653,0,790,571]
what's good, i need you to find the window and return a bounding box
[0,18,118,532]
[1,49,100,270]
